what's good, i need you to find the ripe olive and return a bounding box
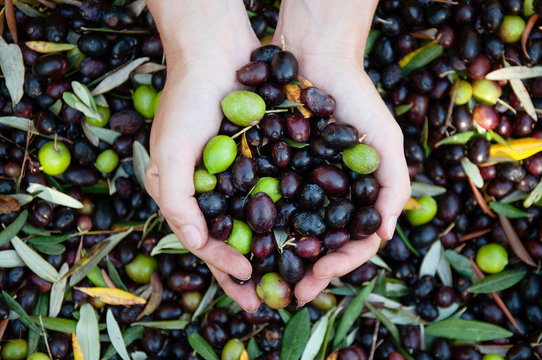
[270,51,298,84]
[247,192,277,233]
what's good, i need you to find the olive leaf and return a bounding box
[247,338,260,360]
[63,92,101,120]
[281,308,310,360]
[131,320,189,330]
[192,282,218,321]
[133,140,149,189]
[365,301,400,343]
[13,2,45,18]
[82,120,101,147]
[486,66,542,80]
[435,131,476,147]
[11,235,61,283]
[106,309,130,360]
[188,333,219,360]
[32,243,65,255]
[0,250,24,267]
[468,270,526,294]
[36,316,77,333]
[134,62,166,74]
[0,209,28,247]
[301,308,334,360]
[437,250,453,287]
[126,0,147,17]
[443,250,477,282]
[395,224,419,257]
[410,182,447,197]
[2,291,42,333]
[92,57,149,95]
[524,179,542,207]
[25,41,76,53]
[150,233,189,256]
[49,263,69,318]
[136,271,162,321]
[107,258,128,291]
[27,183,84,209]
[425,319,512,341]
[0,116,37,133]
[419,240,443,278]
[77,303,100,360]
[0,37,24,105]
[370,254,392,271]
[132,73,152,85]
[460,157,483,188]
[488,201,531,219]
[101,326,144,360]
[401,43,443,76]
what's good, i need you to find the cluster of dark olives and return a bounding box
[195,45,382,309]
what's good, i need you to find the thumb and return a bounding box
[157,149,208,251]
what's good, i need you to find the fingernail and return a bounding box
[387,216,398,239]
[179,224,202,249]
[296,301,306,309]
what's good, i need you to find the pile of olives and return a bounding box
[195,46,382,309]
[0,0,542,360]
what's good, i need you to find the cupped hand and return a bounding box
[281,52,411,306]
[144,35,263,311]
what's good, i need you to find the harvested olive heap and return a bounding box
[0,0,542,360]
[196,48,382,309]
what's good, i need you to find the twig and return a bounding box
[459,228,492,242]
[239,324,268,342]
[444,80,459,129]
[368,320,380,360]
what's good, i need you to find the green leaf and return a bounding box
[523,179,542,208]
[107,257,128,291]
[150,233,189,256]
[11,236,60,282]
[28,293,48,356]
[410,182,447,197]
[276,99,304,108]
[0,210,28,247]
[188,333,219,360]
[131,320,189,330]
[133,141,149,189]
[365,29,381,56]
[468,270,526,294]
[102,326,144,360]
[278,308,292,323]
[0,250,24,267]
[435,131,476,147]
[443,250,477,282]
[365,301,400,343]
[28,234,71,246]
[192,282,218,321]
[112,0,130,5]
[282,137,310,148]
[67,228,132,286]
[461,157,484,188]
[82,183,110,194]
[281,308,310,360]
[106,309,130,360]
[333,279,375,349]
[402,44,444,76]
[325,286,359,296]
[395,224,419,257]
[77,303,100,360]
[92,57,149,96]
[49,263,69,318]
[525,0,535,17]
[86,124,121,145]
[0,117,37,133]
[301,308,334,360]
[33,316,77,333]
[394,103,413,116]
[488,201,531,219]
[2,291,41,333]
[32,242,66,255]
[247,338,260,360]
[425,319,513,341]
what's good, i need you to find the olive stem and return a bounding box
[358,134,367,144]
[231,125,253,140]
[496,98,517,115]
[375,17,393,25]
[428,0,458,4]
[264,109,288,114]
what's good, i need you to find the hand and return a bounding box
[271,10,411,304]
[145,0,262,312]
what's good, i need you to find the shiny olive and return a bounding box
[32,53,69,79]
[270,51,298,84]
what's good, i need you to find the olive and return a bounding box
[455,27,481,61]
[279,171,302,199]
[125,253,158,283]
[32,53,69,79]
[325,198,354,229]
[194,169,217,193]
[111,36,139,59]
[102,6,135,28]
[454,80,472,105]
[473,103,499,130]
[278,249,304,284]
[226,220,253,254]
[168,271,205,292]
[203,135,237,174]
[270,140,291,168]
[38,141,71,175]
[295,236,322,260]
[95,149,119,173]
[467,137,490,165]
[133,85,157,119]
[251,232,276,259]
[300,87,336,117]
[270,51,298,84]
[236,61,270,86]
[256,272,293,309]
[261,114,284,141]
[410,69,434,94]
[232,157,257,192]
[472,79,502,105]
[247,192,277,233]
[0,339,27,360]
[416,300,439,321]
[476,243,508,274]
[285,113,310,142]
[321,123,358,151]
[258,82,285,106]
[109,109,143,134]
[499,15,525,43]
[209,214,234,241]
[349,207,382,238]
[292,211,326,237]
[250,177,281,202]
[49,333,69,360]
[221,90,266,127]
[77,32,110,56]
[343,144,380,174]
[197,191,227,219]
[251,45,281,64]
[222,339,245,360]
[351,175,379,206]
[322,228,350,250]
[141,34,163,58]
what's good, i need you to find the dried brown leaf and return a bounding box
[0,319,8,342]
[459,228,492,242]
[136,270,162,320]
[241,132,252,158]
[410,28,438,40]
[284,84,311,118]
[296,74,314,89]
[522,14,539,59]
[5,0,17,43]
[134,62,166,74]
[498,214,536,267]
[467,177,496,218]
[0,195,20,214]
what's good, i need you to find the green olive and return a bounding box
[256,272,293,309]
[453,80,472,105]
[203,135,237,174]
[194,169,217,193]
[221,90,266,127]
[406,195,438,226]
[95,149,119,173]
[476,243,508,274]
[125,253,158,283]
[1,339,28,360]
[311,291,337,311]
[499,15,525,43]
[227,220,253,254]
[472,79,502,105]
[342,144,380,174]
[249,177,281,202]
[153,90,162,116]
[221,339,245,360]
[481,355,505,360]
[133,85,158,119]
[181,291,202,313]
[85,105,111,127]
[27,352,50,360]
[38,141,71,176]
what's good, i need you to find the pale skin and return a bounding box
[145,0,411,311]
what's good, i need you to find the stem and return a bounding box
[264,109,289,114]
[231,125,253,140]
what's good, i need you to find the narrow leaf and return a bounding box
[365,301,400,343]
[410,182,447,197]
[510,77,537,120]
[437,250,453,287]
[82,120,100,147]
[34,316,77,333]
[468,270,526,294]
[28,183,83,209]
[101,326,144,360]
[419,240,442,277]
[25,41,76,53]
[486,66,542,80]
[278,308,292,324]
[490,137,542,161]
[11,236,60,282]
[498,214,536,267]
[92,57,149,95]
[0,209,28,247]
[489,201,531,219]
[72,81,98,114]
[188,333,219,360]
[283,138,310,148]
[395,224,419,257]
[443,250,477,282]
[49,263,69,317]
[131,320,189,330]
[0,116,36,133]
[435,131,476,147]
[284,84,312,118]
[247,338,260,360]
[106,309,130,360]
[151,233,188,256]
[461,157,483,188]
[425,319,512,341]
[0,37,24,105]
[136,271,162,320]
[301,308,333,360]
[192,282,217,320]
[2,291,41,333]
[67,229,133,286]
[0,250,24,267]
[281,308,310,360]
[402,44,444,76]
[77,303,100,360]
[395,103,413,116]
[333,279,375,349]
[133,141,149,189]
[524,179,542,207]
[76,287,146,305]
[107,258,128,291]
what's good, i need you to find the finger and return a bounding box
[294,268,331,306]
[145,158,160,202]
[208,264,261,312]
[312,234,381,278]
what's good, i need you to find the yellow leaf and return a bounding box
[326,351,338,360]
[75,287,146,306]
[25,41,77,53]
[241,133,252,158]
[399,40,437,68]
[72,333,85,360]
[404,197,422,210]
[489,137,542,161]
[297,75,314,89]
[284,84,312,118]
[239,349,249,360]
